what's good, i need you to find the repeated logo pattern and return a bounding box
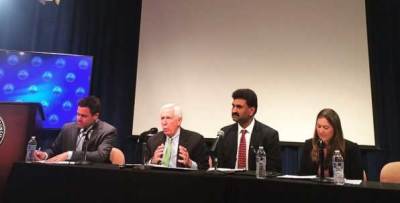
[0,50,93,128]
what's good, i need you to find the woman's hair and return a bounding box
[311,108,346,165]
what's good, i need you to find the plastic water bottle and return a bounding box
[332,150,345,185]
[25,136,37,162]
[256,146,267,179]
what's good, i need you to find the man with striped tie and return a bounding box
[216,89,282,172]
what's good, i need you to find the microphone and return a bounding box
[318,139,325,179]
[210,130,224,153]
[210,130,224,170]
[79,128,93,165]
[138,127,158,143]
[137,127,158,165]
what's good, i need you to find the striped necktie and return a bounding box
[76,129,85,151]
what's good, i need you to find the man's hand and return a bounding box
[178,145,192,167]
[151,144,164,164]
[46,152,68,162]
[33,150,47,161]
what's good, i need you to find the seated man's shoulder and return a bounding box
[97,120,117,132]
[181,128,204,140]
[255,120,278,134]
[62,122,77,130]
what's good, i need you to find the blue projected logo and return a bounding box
[0,50,93,128]
[49,114,59,124]
[42,71,53,81]
[75,87,86,96]
[17,69,29,80]
[52,86,63,95]
[55,58,66,68]
[28,85,39,94]
[3,83,14,94]
[31,56,43,67]
[79,60,89,70]
[7,55,18,66]
[65,73,76,83]
[62,101,73,111]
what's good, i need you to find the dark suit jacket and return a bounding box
[216,120,282,172]
[45,120,117,162]
[298,139,363,179]
[146,128,209,170]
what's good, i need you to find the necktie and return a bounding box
[238,129,247,169]
[162,138,172,167]
[76,129,85,151]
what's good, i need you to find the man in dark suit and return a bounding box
[147,103,209,170]
[33,96,117,163]
[216,89,281,172]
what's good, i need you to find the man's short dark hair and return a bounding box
[78,96,101,115]
[232,88,258,114]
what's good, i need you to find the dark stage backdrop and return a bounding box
[0,0,399,180]
[0,0,141,153]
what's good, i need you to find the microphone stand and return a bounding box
[136,128,157,166]
[315,139,330,182]
[77,130,92,165]
[210,132,224,171]
[142,142,148,166]
[210,139,220,171]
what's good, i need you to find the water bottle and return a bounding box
[25,136,37,162]
[332,150,345,185]
[256,146,267,179]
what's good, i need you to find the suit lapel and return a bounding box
[178,128,188,148]
[226,124,238,167]
[248,120,260,168]
[249,120,259,150]
[157,133,167,149]
[71,126,81,150]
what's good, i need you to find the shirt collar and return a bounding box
[166,127,180,140]
[238,118,255,134]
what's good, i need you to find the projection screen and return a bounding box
[133,0,375,146]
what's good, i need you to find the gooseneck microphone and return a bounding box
[79,128,94,165]
[137,127,158,165]
[210,130,224,170]
[137,127,158,143]
[210,130,224,153]
[318,139,325,179]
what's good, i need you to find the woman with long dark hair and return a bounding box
[298,108,363,179]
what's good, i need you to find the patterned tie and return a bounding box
[237,129,247,169]
[162,138,172,167]
[76,129,85,151]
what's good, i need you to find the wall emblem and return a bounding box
[0,116,5,145]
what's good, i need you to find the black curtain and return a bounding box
[0,0,400,178]
[0,0,141,155]
[366,0,400,162]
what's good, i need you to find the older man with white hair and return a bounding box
[147,103,209,170]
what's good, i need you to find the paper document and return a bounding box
[147,163,196,171]
[277,175,317,179]
[35,160,77,165]
[344,179,362,185]
[207,168,247,172]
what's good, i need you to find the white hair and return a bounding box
[160,103,182,118]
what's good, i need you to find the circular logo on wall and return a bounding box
[0,116,5,145]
